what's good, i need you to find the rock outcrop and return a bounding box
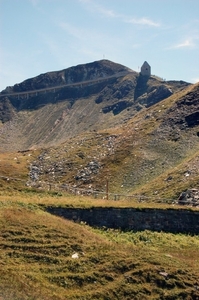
[178,189,199,206]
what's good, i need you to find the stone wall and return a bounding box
[46,207,199,234]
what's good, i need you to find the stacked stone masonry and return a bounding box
[46,207,199,234]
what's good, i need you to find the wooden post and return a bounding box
[106,180,109,200]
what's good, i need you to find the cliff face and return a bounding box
[0,60,190,151]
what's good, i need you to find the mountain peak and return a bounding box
[0,59,191,152]
[1,60,133,94]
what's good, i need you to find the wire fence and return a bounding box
[0,174,176,204]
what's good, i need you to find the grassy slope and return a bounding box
[0,199,199,300]
[1,91,199,202]
[1,83,199,299]
[1,84,199,203]
[10,82,197,202]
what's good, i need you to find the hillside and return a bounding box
[0,200,199,300]
[1,60,199,299]
[0,60,189,152]
[0,60,199,200]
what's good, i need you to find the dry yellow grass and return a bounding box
[0,199,199,299]
[0,191,197,211]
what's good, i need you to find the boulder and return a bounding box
[178,189,199,206]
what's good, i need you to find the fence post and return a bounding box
[106,180,109,200]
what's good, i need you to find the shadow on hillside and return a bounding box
[134,74,149,101]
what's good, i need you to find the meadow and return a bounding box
[0,192,199,299]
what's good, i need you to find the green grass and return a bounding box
[0,200,199,299]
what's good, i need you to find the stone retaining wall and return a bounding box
[46,207,199,234]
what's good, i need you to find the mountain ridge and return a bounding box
[1,59,199,200]
[1,61,199,300]
[0,59,190,152]
[1,60,133,94]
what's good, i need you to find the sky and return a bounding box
[0,0,199,91]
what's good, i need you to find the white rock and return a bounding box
[72,253,79,259]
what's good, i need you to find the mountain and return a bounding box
[20,81,198,200]
[0,60,189,152]
[1,59,199,200]
[1,60,199,300]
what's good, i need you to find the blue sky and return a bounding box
[0,0,199,91]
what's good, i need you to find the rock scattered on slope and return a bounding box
[75,161,101,182]
[178,189,199,206]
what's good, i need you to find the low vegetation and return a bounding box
[0,199,199,299]
[0,64,199,298]
[1,83,199,204]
